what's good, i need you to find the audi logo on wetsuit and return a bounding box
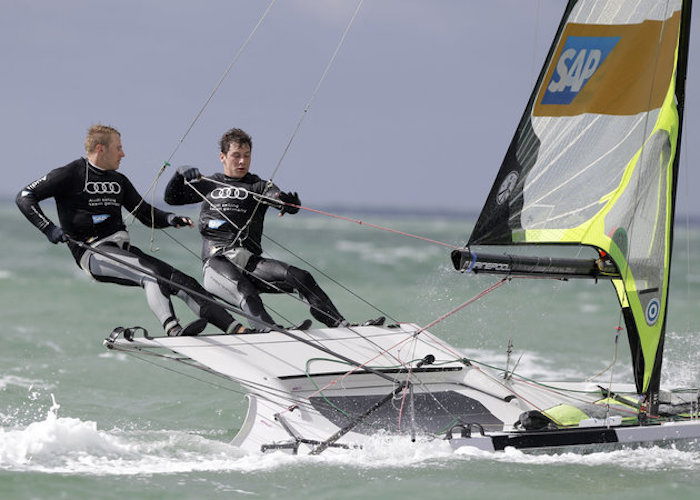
[210,187,248,200]
[85,182,122,194]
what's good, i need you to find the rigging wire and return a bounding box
[164,0,277,168]
[122,0,277,248]
[267,0,365,183]
[156,227,301,325]
[110,344,318,412]
[156,226,304,326]
[411,278,509,340]
[157,226,201,261]
[529,0,542,87]
[262,233,396,322]
[682,113,692,335]
[587,326,623,382]
[288,205,460,250]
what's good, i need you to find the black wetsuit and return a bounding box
[164,171,346,328]
[16,158,239,334]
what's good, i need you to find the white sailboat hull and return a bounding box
[105,324,700,454]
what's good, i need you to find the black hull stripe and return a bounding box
[490,428,619,450]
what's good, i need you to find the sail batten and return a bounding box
[462,0,691,407]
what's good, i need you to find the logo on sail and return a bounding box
[496,171,519,205]
[645,298,660,326]
[541,36,620,105]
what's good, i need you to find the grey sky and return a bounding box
[3,1,699,216]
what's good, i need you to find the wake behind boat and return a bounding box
[105,0,699,454]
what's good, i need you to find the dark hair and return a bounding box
[219,128,252,154]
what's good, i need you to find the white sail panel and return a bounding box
[518,112,661,232]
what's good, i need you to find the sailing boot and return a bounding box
[167,318,208,337]
[361,316,385,326]
[340,316,386,327]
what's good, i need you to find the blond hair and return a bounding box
[84,124,120,153]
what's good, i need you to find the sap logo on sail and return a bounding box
[541,36,620,105]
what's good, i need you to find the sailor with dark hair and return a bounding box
[16,124,248,336]
[164,127,384,330]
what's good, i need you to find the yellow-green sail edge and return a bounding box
[607,74,679,402]
[520,70,680,401]
[514,7,688,407]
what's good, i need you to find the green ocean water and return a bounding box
[1,200,699,499]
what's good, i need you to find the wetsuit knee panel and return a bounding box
[286,265,317,288]
[170,270,205,293]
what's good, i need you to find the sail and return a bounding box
[466,0,691,402]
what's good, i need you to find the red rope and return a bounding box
[412,278,509,339]
[198,175,461,250]
[292,204,461,250]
